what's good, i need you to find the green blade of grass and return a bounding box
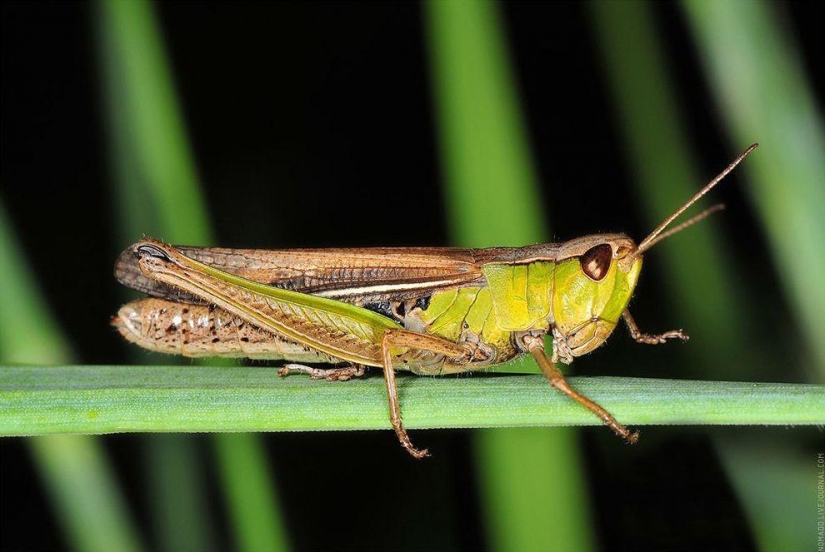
[212,434,290,552]
[716,440,813,552]
[682,0,825,379]
[0,203,73,366]
[591,2,820,550]
[1,367,823,433]
[97,1,216,548]
[424,0,593,550]
[97,0,287,549]
[31,435,142,552]
[425,1,544,245]
[142,434,215,552]
[589,1,755,377]
[98,0,211,245]
[0,201,143,552]
[681,2,825,548]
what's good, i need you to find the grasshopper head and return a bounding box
[552,235,643,357]
[556,142,759,358]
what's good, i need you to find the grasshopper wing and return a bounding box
[130,239,421,366]
[116,242,486,304]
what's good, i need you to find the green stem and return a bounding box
[2,366,821,434]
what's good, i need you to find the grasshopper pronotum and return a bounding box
[114,144,757,458]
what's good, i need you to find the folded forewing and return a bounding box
[131,239,417,366]
[116,243,486,303]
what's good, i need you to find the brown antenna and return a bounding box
[632,143,758,259]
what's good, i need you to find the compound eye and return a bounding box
[580,244,612,281]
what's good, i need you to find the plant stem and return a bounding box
[2,366,822,434]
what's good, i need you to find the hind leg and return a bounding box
[381,328,472,459]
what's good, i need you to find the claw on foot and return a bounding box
[404,445,430,459]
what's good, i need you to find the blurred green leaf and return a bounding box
[592,2,822,550]
[97,0,216,548]
[717,440,813,552]
[0,202,73,365]
[143,435,216,552]
[98,0,211,244]
[425,1,544,246]
[682,2,825,548]
[97,0,287,549]
[424,0,595,550]
[682,0,825,379]
[0,200,143,552]
[212,434,291,552]
[32,435,143,552]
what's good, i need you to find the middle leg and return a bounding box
[522,334,639,444]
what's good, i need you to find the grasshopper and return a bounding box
[114,144,757,458]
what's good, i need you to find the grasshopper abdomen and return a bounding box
[115,298,335,363]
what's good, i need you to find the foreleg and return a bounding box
[623,310,688,345]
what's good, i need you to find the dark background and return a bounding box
[2,1,823,550]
